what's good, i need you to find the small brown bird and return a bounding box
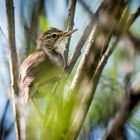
[19,28,77,104]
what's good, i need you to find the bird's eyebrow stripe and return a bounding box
[41,32,61,39]
[38,28,64,42]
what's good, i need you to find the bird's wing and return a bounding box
[19,49,64,102]
[19,49,47,96]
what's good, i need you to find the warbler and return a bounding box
[19,27,77,104]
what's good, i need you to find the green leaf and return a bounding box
[40,15,48,31]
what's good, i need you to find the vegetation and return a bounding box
[0,0,140,140]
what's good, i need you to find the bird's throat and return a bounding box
[42,47,64,67]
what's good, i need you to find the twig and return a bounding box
[79,0,93,17]
[66,15,96,72]
[70,25,97,90]
[100,8,140,138]
[102,76,140,140]
[82,2,140,53]
[66,36,119,140]
[6,0,18,95]
[93,38,119,81]
[99,8,140,140]
[24,0,45,55]
[65,1,139,139]
[6,0,21,140]
[82,0,139,33]
[24,25,37,43]
[129,6,140,26]
[0,100,10,140]
[65,23,98,140]
[65,1,120,139]
[3,123,15,139]
[125,32,140,51]
[64,0,77,67]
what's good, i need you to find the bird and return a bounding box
[19,27,77,104]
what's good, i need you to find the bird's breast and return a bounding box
[19,49,64,99]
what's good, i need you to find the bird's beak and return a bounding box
[63,29,78,37]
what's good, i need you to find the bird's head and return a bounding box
[37,27,77,56]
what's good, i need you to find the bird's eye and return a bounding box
[52,33,57,38]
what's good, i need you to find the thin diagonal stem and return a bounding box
[66,0,104,72]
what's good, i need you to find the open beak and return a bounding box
[63,29,78,37]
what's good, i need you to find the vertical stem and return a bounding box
[5,0,21,140]
[64,0,77,67]
[6,0,18,92]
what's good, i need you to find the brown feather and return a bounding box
[19,49,64,103]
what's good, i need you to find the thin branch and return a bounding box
[6,0,21,140]
[129,6,140,26]
[0,100,10,140]
[4,123,15,139]
[66,1,103,72]
[79,0,140,44]
[125,32,140,51]
[64,0,77,67]
[65,24,98,140]
[66,1,137,139]
[67,36,119,140]
[65,1,122,139]
[24,25,37,43]
[24,0,45,55]
[98,8,140,140]
[80,0,140,54]
[70,25,98,90]
[79,0,93,17]
[102,76,140,140]
[93,38,119,81]
[66,18,94,72]
[66,0,124,72]
[6,0,18,95]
